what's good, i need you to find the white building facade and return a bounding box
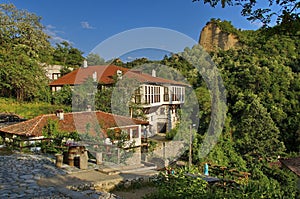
[135,83,185,137]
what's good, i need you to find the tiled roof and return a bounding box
[279,157,300,177]
[0,111,148,137]
[124,71,189,86]
[49,65,129,86]
[49,65,188,87]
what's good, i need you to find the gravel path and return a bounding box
[0,153,70,198]
[0,152,121,199]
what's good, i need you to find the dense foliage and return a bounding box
[0,4,84,102]
[144,19,299,197]
[0,4,52,101]
[193,0,300,29]
[145,165,298,198]
[86,53,106,66]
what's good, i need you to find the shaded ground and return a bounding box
[112,186,157,199]
[38,166,159,198]
[0,146,13,155]
[148,133,167,142]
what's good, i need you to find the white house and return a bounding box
[49,64,187,136]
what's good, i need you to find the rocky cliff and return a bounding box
[199,21,240,52]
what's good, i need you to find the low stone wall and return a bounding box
[68,174,159,193]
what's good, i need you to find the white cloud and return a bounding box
[126,56,134,61]
[250,21,264,28]
[80,21,95,29]
[44,25,72,45]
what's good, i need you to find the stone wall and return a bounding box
[147,140,185,169]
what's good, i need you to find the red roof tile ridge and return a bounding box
[96,110,148,123]
[124,70,189,86]
[63,110,147,123]
[27,115,49,136]
[61,110,97,116]
[0,115,40,132]
[0,122,16,131]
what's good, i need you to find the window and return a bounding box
[131,128,139,138]
[56,86,62,91]
[164,87,169,102]
[52,73,61,80]
[144,86,150,104]
[154,87,160,103]
[151,87,154,103]
[171,87,176,101]
[171,86,184,102]
[144,85,161,104]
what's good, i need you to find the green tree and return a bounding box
[72,77,97,111]
[52,85,72,106]
[52,41,84,74]
[86,53,105,66]
[233,92,285,161]
[0,3,52,101]
[95,87,113,112]
[124,57,150,69]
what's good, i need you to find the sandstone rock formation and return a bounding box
[199,21,240,52]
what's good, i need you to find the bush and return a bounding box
[41,119,80,154]
[165,128,178,140]
[145,167,208,198]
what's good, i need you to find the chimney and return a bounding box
[86,105,92,112]
[56,109,64,120]
[117,70,123,80]
[152,69,156,77]
[92,71,97,82]
[83,60,88,68]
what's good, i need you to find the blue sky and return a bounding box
[2,0,262,60]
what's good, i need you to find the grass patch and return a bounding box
[0,97,70,119]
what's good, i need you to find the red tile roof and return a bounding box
[49,65,188,87]
[0,111,148,137]
[49,65,129,86]
[124,71,189,86]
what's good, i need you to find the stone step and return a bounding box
[96,163,157,175]
[120,165,157,174]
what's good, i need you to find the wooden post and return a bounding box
[96,152,102,165]
[117,148,120,165]
[189,124,192,169]
[55,154,63,168]
[163,142,166,159]
[79,150,88,169]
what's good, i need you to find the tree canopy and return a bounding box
[194,0,300,28]
[86,53,105,66]
[52,41,84,75]
[0,4,52,101]
[0,4,86,101]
